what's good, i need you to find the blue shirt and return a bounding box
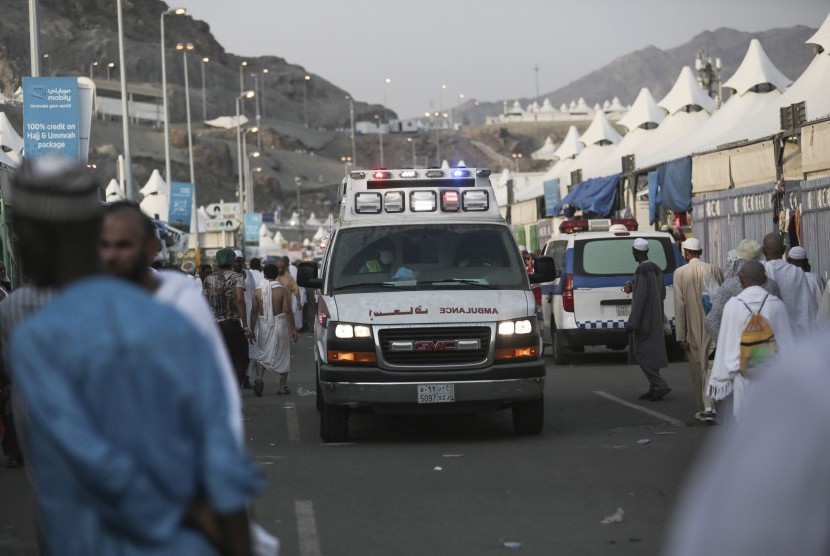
[9,277,262,555]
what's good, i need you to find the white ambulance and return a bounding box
[297,168,555,442]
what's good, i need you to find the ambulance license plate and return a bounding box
[418,384,455,404]
[616,304,631,317]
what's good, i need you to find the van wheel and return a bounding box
[320,402,349,442]
[513,397,544,434]
[553,331,571,365]
[315,377,323,413]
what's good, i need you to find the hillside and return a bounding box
[457,25,818,126]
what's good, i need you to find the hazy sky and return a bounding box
[177,0,828,119]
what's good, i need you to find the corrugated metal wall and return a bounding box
[692,178,830,279]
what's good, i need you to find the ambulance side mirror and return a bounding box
[297,261,322,289]
[529,256,556,283]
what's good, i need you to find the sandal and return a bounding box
[254,379,264,397]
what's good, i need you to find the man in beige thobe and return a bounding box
[674,237,724,423]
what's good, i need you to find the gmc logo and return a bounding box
[414,340,457,351]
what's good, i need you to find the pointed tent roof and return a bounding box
[105,179,126,202]
[0,113,24,152]
[531,136,558,161]
[312,226,326,240]
[772,43,830,121]
[723,39,792,96]
[140,192,168,222]
[273,231,286,245]
[659,66,717,116]
[553,126,583,160]
[528,100,540,112]
[259,224,278,251]
[441,160,450,169]
[807,11,830,52]
[560,102,569,112]
[579,110,622,147]
[508,100,523,114]
[635,109,712,169]
[573,97,591,113]
[540,98,556,113]
[457,160,467,167]
[617,88,664,132]
[609,97,626,112]
[602,100,611,110]
[139,169,169,198]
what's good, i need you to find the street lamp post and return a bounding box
[407,137,416,167]
[346,95,356,166]
[116,0,133,198]
[200,57,209,122]
[303,75,311,128]
[250,72,261,150]
[261,68,269,119]
[294,176,303,244]
[107,62,115,80]
[374,114,384,167]
[382,78,391,122]
[42,53,50,76]
[161,7,186,185]
[236,90,256,242]
[340,155,352,175]
[512,152,523,172]
[176,41,199,262]
[242,128,259,212]
[89,61,99,79]
[238,61,248,117]
[427,111,442,166]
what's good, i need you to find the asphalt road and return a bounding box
[0,334,715,556]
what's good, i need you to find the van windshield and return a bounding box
[575,237,677,276]
[328,224,528,292]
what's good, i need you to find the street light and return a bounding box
[512,152,524,172]
[345,95,356,166]
[249,72,261,149]
[382,77,391,122]
[200,57,209,122]
[106,61,116,80]
[116,0,133,198]
[176,41,199,261]
[42,53,50,76]
[303,74,311,128]
[242,127,259,212]
[374,114,384,167]
[294,176,303,244]
[427,111,442,166]
[238,61,249,120]
[406,137,416,167]
[236,90,256,241]
[340,155,352,175]
[89,60,99,79]
[261,68,269,119]
[160,6,186,185]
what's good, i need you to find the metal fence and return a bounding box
[692,178,830,280]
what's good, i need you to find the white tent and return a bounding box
[273,231,287,246]
[105,179,126,202]
[258,223,278,256]
[140,169,169,198]
[539,98,556,113]
[204,115,249,129]
[769,13,830,122]
[573,97,591,114]
[590,88,664,179]
[642,40,790,165]
[566,110,622,182]
[541,126,584,197]
[306,212,325,227]
[140,192,169,222]
[312,226,326,241]
[508,101,524,115]
[635,66,716,169]
[0,113,24,153]
[531,136,558,161]
[609,97,626,114]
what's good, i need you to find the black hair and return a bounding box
[264,264,279,279]
[250,257,262,271]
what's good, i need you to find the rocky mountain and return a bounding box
[457,25,818,126]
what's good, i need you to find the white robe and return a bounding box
[253,279,290,374]
[707,286,794,417]
[764,259,817,337]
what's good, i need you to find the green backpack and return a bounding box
[738,295,778,377]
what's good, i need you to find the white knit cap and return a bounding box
[788,246,807,260]
[233,249,244,258]
[682,237,702,251]
[633,238,650,252]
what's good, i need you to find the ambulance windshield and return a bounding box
[329,224,528,292]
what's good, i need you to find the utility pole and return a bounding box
[116,0,133,199]
[534,64,540,102]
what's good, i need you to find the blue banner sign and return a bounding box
[168,181,194,232]
[245,212,262,244]
[543,178,561,217]
[23,77,81,160]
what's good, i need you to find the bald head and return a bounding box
[739,260,767,288]
[762,233,785,260]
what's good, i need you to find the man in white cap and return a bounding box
[625,238,671,400]
[673,236,723,423]
[763,233,817,337]
[787,246,824,302]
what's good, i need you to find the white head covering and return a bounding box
[682,237,702,251]
[788,246,807,260]
[633,238,650,252]
[233,249,244,259]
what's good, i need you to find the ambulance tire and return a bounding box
[316,376,323,413]
[320,402,349,442]
[553,330,572,365]
[513,397,544,435]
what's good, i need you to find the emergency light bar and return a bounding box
[559,218,638,234]
[352,189,490,214]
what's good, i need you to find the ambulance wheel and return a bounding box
[513,397,544,435]
[320,402,349,442]
[553,331,571,365]
[315,377,323,413]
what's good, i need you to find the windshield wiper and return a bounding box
[333,282,401,291]
[421,279,498,289]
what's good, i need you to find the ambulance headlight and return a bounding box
[497,319,533,335]
[462,190,489,211]
[334,323,372,339]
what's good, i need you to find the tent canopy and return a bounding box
[580,110,622,146]
[617,88,664,132]
[722,39,791,96]
[659,66,717,116]
[552,174,621,218]
[552,126,583,160]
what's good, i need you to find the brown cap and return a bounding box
[11,156,101,222]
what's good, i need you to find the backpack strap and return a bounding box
[738,294,769,316]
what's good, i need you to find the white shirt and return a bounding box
[155,271,243,442]
[764,259,817,337]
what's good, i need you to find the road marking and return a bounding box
[593,391,685,427]
[284,402,301,441]
[295,500,322,556]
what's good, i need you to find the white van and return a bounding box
[540,224,684,364]
[297,168,555,441]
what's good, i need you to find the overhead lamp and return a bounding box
[175,43,195,51]
[168,7,186,15]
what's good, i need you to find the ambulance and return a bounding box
[297,168,555,442]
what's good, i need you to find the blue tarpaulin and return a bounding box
[648,170,661,225]
[543,178,560,217]
[658,157,692,213]
[552,174,620,217]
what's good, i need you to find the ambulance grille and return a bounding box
[379,327,490,366]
